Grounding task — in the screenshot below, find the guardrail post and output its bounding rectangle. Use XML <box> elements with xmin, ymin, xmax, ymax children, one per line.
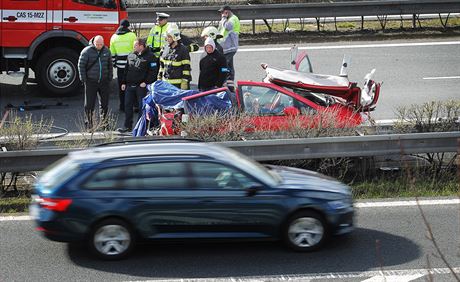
<box><xmin>457</xmin><ymin>138</ymin><xmax>460</xmax><ymax>190</ymax></box>
<box><xmin>252</xmin><ymin>19</ymin><xmax>256</xmax><ymax>34</ymax></box>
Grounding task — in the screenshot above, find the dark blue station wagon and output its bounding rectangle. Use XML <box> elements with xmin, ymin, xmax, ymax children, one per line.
<box><xmin>31</xmin><ymin>142</ymin><xmax>354</xmax><ymax>259</ymax></box>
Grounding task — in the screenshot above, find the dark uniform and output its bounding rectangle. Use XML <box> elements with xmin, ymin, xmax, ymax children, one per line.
<box><xmin>158</xmin><ymin>43</ymin><xmax>191</xmax><ymax>90</ymax></box>
<box><xmin>121</xmin><ymin>48</ymin><xmax>157</xmax><ymax>130</ymax></box>
<box><xmin>198</xmin><ymin>42</ymin><xmax>228</xmax><ymax>91</ymax></box>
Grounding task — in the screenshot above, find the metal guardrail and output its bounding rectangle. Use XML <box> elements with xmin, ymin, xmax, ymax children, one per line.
<box><xmin>0</xmin><ymin>131</ymin><xmax>459</xmax><ymax>173</ymax></box>
<box><xmin>127</xmin><ymin>0</ymin><xmax>460</xmax><ymax>23</ymax></box>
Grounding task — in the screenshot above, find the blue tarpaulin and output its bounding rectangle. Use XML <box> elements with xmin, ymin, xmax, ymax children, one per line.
<box><xmin>148</xmin><ymin>80</ymin><xmax>199</xmax><ymax>109</ymax></box>
<box><xmin>185</xmin><ymin>90</ymin><xmax>233</xmax><ymax>115</ymax></box>
<box><xmin>133</xmin><ymin>81</ymin><xmax>234</xmax><ymax>136</ymax></box>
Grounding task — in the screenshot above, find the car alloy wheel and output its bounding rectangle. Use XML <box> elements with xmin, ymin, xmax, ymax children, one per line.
<box><xmin>285</xmin><ymin>211</ymin><xmax>327</xmax><ymax>251</ymax></box>
<box><xmin>90</xmin><ymin>219</ymin><xmax>133</xmax><ymax>260</ymax></box>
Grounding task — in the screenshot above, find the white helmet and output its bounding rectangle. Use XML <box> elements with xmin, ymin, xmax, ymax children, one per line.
<box><xmin>201</xmin><ymin>26</ymin><xmax>219</xmax><ymax>40</ymax></box>
<box><xmin>166</xmin><ymin>25</ymin><xmax>181</xmax><ymax>41</ymax></box>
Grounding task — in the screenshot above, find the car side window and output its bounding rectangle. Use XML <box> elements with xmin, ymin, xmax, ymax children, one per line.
<box><xmin>241</xmin><ymin>86</ymin><xmax>294</xmax><ymax>115</ymax></box>
<box><xmin>72</xmin><ymin>0</ymin><xmax>117</xmax><ymax>9</ymax></box>
<box><xmin>82</xmin><ymin>162</ymin><xmax>188</xmax><ymax>190</ymax></box>
<box><xmin>82</xmin><ymin>166</ymin><xmax>125</xmax><ymax>189</ymax></box>
<box><xmin>191</xmin><ymin>162</ymin><xmax>260</xmax><ymax>190</ymax></box>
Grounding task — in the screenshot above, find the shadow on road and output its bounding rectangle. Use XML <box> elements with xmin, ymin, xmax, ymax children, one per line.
<box><xmin>67</xmin><ymin>228</ymin><xmax>421</xmax><ymax>279</ymax></box>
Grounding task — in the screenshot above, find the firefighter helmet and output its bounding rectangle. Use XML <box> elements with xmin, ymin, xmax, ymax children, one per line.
<box><xmin>201</xmin><ymin>26</ymin><xmax>220</xmax><ymax>40</ymax></box>
<box><xmin>166</xmin><ymin>25</ymin><xmax>181</xmax><ymax>41</ymax></box>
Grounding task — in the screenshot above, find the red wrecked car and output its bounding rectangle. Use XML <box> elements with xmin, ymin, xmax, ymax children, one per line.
<box><xmin>139</xmin><ymin>50</ymin><xmax>381</xmax><ymax>136</ymax></box>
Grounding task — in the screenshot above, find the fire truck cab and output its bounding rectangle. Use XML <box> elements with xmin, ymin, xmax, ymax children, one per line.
<box><xmin>0</xmin><ymin>0</ymin><xmax>127</xmax><ymax>96</ymax></box>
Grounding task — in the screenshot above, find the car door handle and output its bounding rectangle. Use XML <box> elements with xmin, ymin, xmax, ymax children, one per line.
<box><xmin>3</xmin><ymin>16</ymin><xmax>17</xmax><ymax>21</ymax></box>
<box><xmin>64</xmin><ymin>16</ymin><xmax>78</xmax><ymax>23</ymax></box>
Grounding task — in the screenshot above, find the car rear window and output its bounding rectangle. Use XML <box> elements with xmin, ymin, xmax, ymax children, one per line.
<box><xmin>38</xmin><ymin>157</ymin><xmax>80</xmax><ymax>192</ymax></box>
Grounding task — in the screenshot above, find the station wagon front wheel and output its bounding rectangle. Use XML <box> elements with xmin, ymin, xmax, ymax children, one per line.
<box><xmin>89</xmin><ymin>218</ymin><xmax>134</xmax><ymax>260</ymax></box>
<box><xmin>284</xmin><ymin>211</ymin><xmax>327</xmax><ymax>252</ymax></box>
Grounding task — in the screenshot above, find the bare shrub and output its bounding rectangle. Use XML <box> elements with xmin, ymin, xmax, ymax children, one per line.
<box><xmin>393</xmin><ymin>100</ymin><xmax>459</xmax><ymax>184</ymax></box>
<box><xmin>182</xmin><ymin>106</ymin><xmax>360</xmax><ymax>142</ymax></box>
<box><xmin>0</xmin><ymin>110</ymin><xmax>52</xmax><ymax>197</ymax></box>
<box><xmin>0</xmin><ymin>110</ymin><xmax>53</xmax><ymax>150</ymax></box>
<box><xmin>394</xmin><ymin>100</ymin><xmax>460</xmax><ymax>133</ymax></box>
<box><xmin>56</xmin><ymin>110</ymin><xmax>119</xmax><ymax>149</ymax></box>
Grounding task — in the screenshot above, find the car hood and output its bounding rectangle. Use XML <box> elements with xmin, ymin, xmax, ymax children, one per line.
<box><xmin>267</xmin><ymin>165</ymin><xmax>350</xmax><ymax>195</ymax></box>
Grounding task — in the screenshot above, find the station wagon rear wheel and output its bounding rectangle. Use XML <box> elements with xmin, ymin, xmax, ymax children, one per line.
<box><xmin>284</xmin><ymin>211</ymin><xmax>327</xmax><ymax>252</ymax></box>
<box><xmin>89</xmin><ymin>218</ymin><xmax>134</xmax><ymax>260</ymax></box>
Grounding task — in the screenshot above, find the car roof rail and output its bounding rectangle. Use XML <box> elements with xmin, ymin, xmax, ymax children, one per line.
<box><xmin>94</xmin><ymin>136</ymin><xmax>204</xmax><ymax>147</ymax></box>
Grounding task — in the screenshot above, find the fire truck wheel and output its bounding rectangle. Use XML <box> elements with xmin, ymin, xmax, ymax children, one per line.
<box><xmin>36</xmin><ymin>48</ymin><xmax>81</xmax><ymax>96</ymax></box>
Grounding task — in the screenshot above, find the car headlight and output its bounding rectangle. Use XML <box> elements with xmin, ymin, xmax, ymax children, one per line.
<box><xmin>327</xmin><ymin>199</ymin><xmax>351</xmax><ymax>210</ymax></box>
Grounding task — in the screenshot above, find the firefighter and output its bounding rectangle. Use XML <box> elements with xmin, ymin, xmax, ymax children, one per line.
<box><xmin>78</xmin><ymin>35</ymin><xmax>113</xmax><ymax>131</ymax></box>
<box><xmin>201</xmin><ymin>26</ymin><xmax>223</xmax><ymax>54</ymax></box>
<box><xmin>110</xmin><ymin>19</ymin><xmax>137</xmax><ymax>112</ymax></box>
<box><xmin>157</xmin><ymin>26</ymin><xmax>191</xmax><ymax>90</ymax></box>
<box><xmin>117</xmin><ymin>38</ymin><xmax>157</xmax><ymax>133</ymax></box>
<box><xmin>217</xmin><ymin>5</ymin><xmax>240</xmax><ymax>82</ymax></box>
<box><xmin>198</xmin><ymin>37</ymin><xmax>228</xmax><ymax>91</ymax></box>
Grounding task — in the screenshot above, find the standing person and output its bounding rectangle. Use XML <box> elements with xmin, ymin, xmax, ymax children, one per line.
<box><xmin>110</xmin><ymin>19</ymin><xmax>137</xmax><ymax>112</ymax></box>
<box><xmin>147</xmin><ymin>12</ymin><xmax>170</xmax><ymax>81</ymax></box>
<box><xmin>78</xmin><ymin>35</ymin><xmax>113</xmax><ymax>130</ymax></box>
<box><xmin>157</xmin><ymin>26</ymin><xmax>191</xmax><ymax>90</ymax></box>
<box><xmin>117</xmin><ymin>38</ymin><xmax>157</xmax><ymax>133</ymax></box>
<box><xmin>201</xmin><ymin>26</ymin><xmax>223</xmax><ymax>54</ymax></box>
<box><xmin>198</xmin><ymin>38</ymin><xmax>228</xmax><ymax>91</ymax></box>
<box><xmin>147</xmin><ymin>12</ymin><xmax>170</xmax><ymax>58</ymax></box>
<box><xmin>217</xmin><ymin>5</ymin><xmax>240</xmax><ymax>82</ymax></box>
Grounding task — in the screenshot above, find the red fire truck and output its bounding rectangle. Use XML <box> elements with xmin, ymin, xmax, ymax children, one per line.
<box><xmin>0</xmin><ymin>0</ymin><xmax>127</xmax><ymax>95</ymax></box>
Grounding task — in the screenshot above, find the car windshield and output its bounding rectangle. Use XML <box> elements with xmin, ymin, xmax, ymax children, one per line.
<box><xmin>38</xmin><ymin>157</ymin><xmax>80</xmax><ymax>192</ymax></box>
<box><xmin>219</xmin><ymin>146</ymin><xmax>282</xmax><ymax>186</ymax></box>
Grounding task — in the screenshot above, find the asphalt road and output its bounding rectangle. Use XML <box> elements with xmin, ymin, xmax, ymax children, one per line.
<box><xmin>0</xmin><ymin>37</ymin><xmax>459</xmax><ymax>132</ymax></box>
<box><xmin>0</xmin><ymin>199</ymin><xmax>459</xmax><ymax>281</ymax></box>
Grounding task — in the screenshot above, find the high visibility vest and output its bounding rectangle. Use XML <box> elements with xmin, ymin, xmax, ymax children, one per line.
<box><xmin>219</xmin><ymin>14</ymin><xmax>240</xmax><ymax>39</ymax></box>
<box><xmin>109</xmin><ymin>31</ymin><xmax>137</xmax><ymax>69</ymax></box>
<box><xmin>147</xmin><ymin>23</ymin><xmax>170</xmax><ymax>57</ymax></box>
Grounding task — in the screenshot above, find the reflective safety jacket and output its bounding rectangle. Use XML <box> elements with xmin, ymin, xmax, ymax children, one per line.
<box><xmin>218</xmin><ymin>14</ymin><xmax>240</xmax><ymax>54</ymax></box>
<box><xmin>158</xmin><ymin>43</ymin><xmax>191</xmax><ymax>90</ymax></box>
<box><xmin>147</xmin><ymin>23</ymin><xmax>170</xmax><ymax>57</ymax></box>
<box><xmin>110</xmin><ymin>27</ymin><xmax>137</xmax><ymax>69</ymax></box>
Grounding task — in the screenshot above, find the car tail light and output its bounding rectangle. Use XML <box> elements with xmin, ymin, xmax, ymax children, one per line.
<box><xmin>36</xmin><ymin>197</ymin><xmax>72</xmax><ymax>212</ymax></box>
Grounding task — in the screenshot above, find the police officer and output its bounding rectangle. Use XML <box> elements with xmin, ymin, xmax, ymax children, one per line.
<box><xmin>157</xmin><ymin>26</ymin><xmax>191</xmax><ymax>90</ymax></box>
<box><xmin>118</xmin><ymin>38</ymin><xmax>157</xmax><ymax>133</ymax></box>
<box><xmin>147</xmin><ymin>12</ymin><xmax>170</xmax><ymax>57</ymax></box>
<box><xmin>110</xmin><ymin>19</ymin><xmax>136</xmax><ymax>112</ymax></box>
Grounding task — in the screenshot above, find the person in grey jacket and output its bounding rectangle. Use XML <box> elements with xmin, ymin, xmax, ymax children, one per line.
<box><xmin>78</xmin><ymin>35</ymin><xmax>113</xmax><ymax>130</ymax></box>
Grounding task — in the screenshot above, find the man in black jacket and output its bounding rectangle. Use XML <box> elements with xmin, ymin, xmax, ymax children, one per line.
<box><xmin>78</xmin><ymin>35</ymin><xmax>113</xmax><ymax>131</ymax></box>
<box><xmin>118</xmin><ymin>38</ymin><xmax>157</xmax><ymax>133</ymax></box>
<box><xmin>198</xmin><ymin>37</ymin><xmax>228</xmax><ymax>91</ymax></box>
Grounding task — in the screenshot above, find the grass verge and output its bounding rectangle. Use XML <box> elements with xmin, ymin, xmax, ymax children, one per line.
<box><xmin>0</xmin><ymin>197</ymin><xmax>30</xmax><ymax>214</ymax></box>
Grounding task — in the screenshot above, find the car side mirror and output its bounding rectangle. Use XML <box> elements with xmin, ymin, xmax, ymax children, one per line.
<box><xmin>246</xmin><ymin>184</ymin><xmax>263</xmax><ymax>197</ymax></box>
<box><xmin>283</xmin><ymin>106</ymin><xmax>300</xmax><ymax>116</ymax></box>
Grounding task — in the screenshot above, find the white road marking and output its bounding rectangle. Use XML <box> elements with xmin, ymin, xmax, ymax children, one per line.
<box><xmin>423</xmin><ymin>76</ymin><xmax>460</xmax><ymax>80</ymax></box>
<box><xmin>0</xmin><ymin>215</ymin><xmax>30</xmax><ymax>221</ymax></box>
<box><xmin>125</xmin><ymin>267</ymin><xmax>460</xmax><ymax>281</ymax></box>
<box><xmin>189</xmin><ymin>41</ymin><xmax>460</xmax><ymax>54</ymax></box>
<box><xmin>236</xmin><ymin>41</ymin><xmax>460</xmax><ymax>52</ymax></box>
<box><xmin>1</xmin><ymin>199</ymin><xmax>458</xmax><ymax>221</ymax></box>
<box><xmin>361</xmin><ymin>274</ymin><xmax>425</xmax><ymax>282</ymax></box>
<box><xmin>354</xmin><ymin>198</ymin><xmax>460</xmax><ymax>208</ymax></box>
